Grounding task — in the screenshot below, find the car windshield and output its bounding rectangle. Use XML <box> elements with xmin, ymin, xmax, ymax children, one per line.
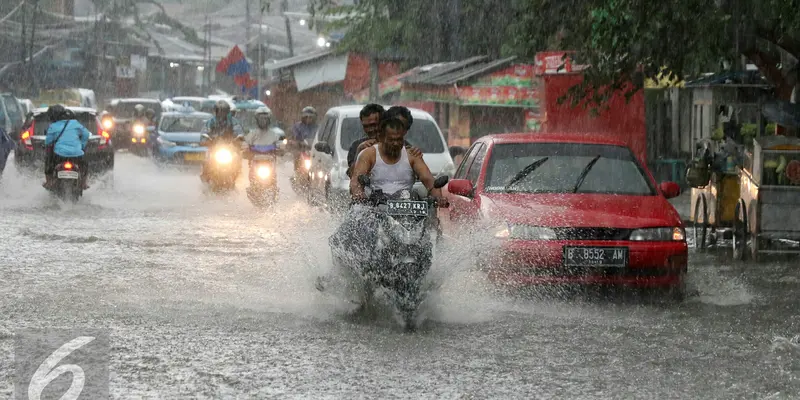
<box><xmin>112</xmin><ymin>101</ymin><xmax>162</xmax><ymax>119</ymax></box>
<box><xmin>340</xmin><ymin>118</ymin><xmax>445</xmax><ymax>153</ymax></box>
<box><xmin>159</xmin><ymin>116</ymin><xmax>208</xmax><ymax>133</ymax></box>
<box><xmin>172</xmin><ymin>99</ymin><xmax>204</xmax><ymax>110</ymax></box>
<box><xmin>34</xmin><ymin>113</ymin><xmax>98</xmax><ymax>136</ymax></box>
<box><xmin>484</xmin><ymin>142</ymin><xmax>655</xmax><ymax>195</ymax></box>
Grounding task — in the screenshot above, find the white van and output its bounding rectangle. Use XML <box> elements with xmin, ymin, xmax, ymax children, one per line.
<box><xmin>308</xmin><ymin>105</ymin><xmax>456</xmax><ymax>209</ymax></box>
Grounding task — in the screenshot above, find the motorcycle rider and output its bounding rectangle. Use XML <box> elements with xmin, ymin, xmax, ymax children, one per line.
<box><xmin>350</xmin><ymin>115</ymin><xmax>444</xmax><ymax>202</ymax></box>
<box><xmin>292</xmin><ymin>106</ymin><xmax>318</xmax><ymax>146</ymax></box>
<box><xmin>42</xmin><ymin>105</ymin><xmax>92</xmax><ymax>190</ymax></box>
<box><xmin>244</xmin><ymin>107</ymin><xmax>284</xmax><ymax>154</ymax></box>
<box><xmin>200</xmin><ymin>100</ymin><xmax>244</xmax><ymax>182</ymax></box>
<box><xmin>145</xmin><ymin>108</ymin><xmax>157</xmax><ymax>125</ymax></box>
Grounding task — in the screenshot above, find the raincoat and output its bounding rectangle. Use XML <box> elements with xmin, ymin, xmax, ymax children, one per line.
<box><xmin>292</xmin><ymin>122</ymin><xmax>317</xmax><ymax>142</ymax></box>
<box><xmin>45</xmin><ymin>120</ymin><xmax>91</xmax><ymax>157</ymax></box>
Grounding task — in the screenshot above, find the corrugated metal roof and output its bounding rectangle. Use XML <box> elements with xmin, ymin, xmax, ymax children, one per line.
<box><xmin>423</xmin><ymin>56</ymin><xmax>517</xmax><ymax>85</ymax></box>
<box><xmin>264</xmin><ymin>50</ymin><xmax>335</xmax><ymax>71</ymax></box>
<box><xmin>401</xmin><ymin>56</ymin><xmax>488</xmax><ymax>84</ymax></box>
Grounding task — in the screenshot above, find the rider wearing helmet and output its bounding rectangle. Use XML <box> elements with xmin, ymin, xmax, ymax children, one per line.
<box><xmin>145</xmin><ymin>108</ymin><xmax>156</xmax><ymax>125</ymax></box>
<box><xmin>43</xmin><ymin>105</ymin><xmax>92</xmax><ymax>190</ymax></box>
<box><xmin>200</xmin><ymin>100</ymin><xmax>244</xmax><ymax>182</ymax></box>
<box><xmin>133</xmin><ymin>104</ymin><xmax>146</xmax><ymax>118</ymax></box>
<box><xmin>202</xmin><ymin>100</ymin><xmax>244</xmax><ymax>139</ymax></box>
<box><xmin>292</xmin><ymin>106</ymin><xmax>317</xmax><ymax>146</ymax></box>
<box><xmin>245</xmin><ymin>106</ymin><xmax>283</xmax><ymax>148</ymax></box>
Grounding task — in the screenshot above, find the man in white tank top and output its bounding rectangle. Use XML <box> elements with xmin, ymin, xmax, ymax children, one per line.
<box><xmin>349</xmin><ymin>117</ymin><xmax>444</xmax><ymax>202</ymax></box>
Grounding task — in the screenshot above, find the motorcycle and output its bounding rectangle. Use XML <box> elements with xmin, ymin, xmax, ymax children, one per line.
<box><xmin>200</xmin><ymin>133</ymin><xmax>245</xmax><ymax>192</ymax></box>
<box><xmin>129</xmin><ymin>120</ymin><xmax>153</xmax><ymax>157</ymax></box>
<box><xmin>289</xmin><ymin>139</ymin><xmax>312</xmax><ymax>197</ymax></box>
<box><xmin>331</xmin><ymin>174</ymin><xmax>449</xmax><ymax>331</ymax></box>
<box><xmin>245</xmin><ymin>135</ymin><xmax>285</xmax><ymax>208</ymax></box>
<box><xmin>46</xmin><ymin>160</ymin><xmax>83</xmax><ymax>202</ymax></box>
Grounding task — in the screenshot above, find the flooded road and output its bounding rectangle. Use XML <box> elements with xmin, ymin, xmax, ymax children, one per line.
<box><xmin>1</xmin><ymin>153</ymin><xmax>799</xmax><ymax>398</ymax></box>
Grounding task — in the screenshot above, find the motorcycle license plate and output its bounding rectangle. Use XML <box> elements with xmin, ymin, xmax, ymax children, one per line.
<box><xmin>253</xmin><ymin>154</ymin><xmax>273</xmax><ymax>160</ymax></box>
<box><xmin>386</xmin><ymin>200</ymin><xmax>428</xmax><ymax>216</ymax></box>
<box><xmin>57</xmin><ymin>171</ymin><xmax>80</xmax><ymax>179</ymax></box>
<box><xmin>184</xmin><ymin>153</ymin><xmax>205</xmax><ymax>161</ymax></box>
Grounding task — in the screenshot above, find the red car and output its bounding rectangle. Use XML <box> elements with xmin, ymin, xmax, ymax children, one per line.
<box><xmin>440</xmin><ymin>133</ymin><xmax>687</xmax><ymax>294</ymax></box>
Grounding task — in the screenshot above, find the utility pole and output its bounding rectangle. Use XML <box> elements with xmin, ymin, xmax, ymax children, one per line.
<box><xmin>257</xmin><ymin>0</ymin><xmax>264</xmax><ymax>100</ymax></box>
<box><xmin>245</xmin><ymin>0</ymin><xmax>251</xmax><ymax>60</ymax></box>
<box><xmin>281</xmin><ymin>0</ymin><xmax>294</xmax><ymax>57</ymax></box>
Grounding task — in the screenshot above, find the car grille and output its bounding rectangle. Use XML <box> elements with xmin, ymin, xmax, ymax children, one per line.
<box><xmin>552</xmin><ymin>227</ymin><xmax>632</xmax><ymax>241</ymax></box>
<box><xmin>175</xmin><ymin>142</ymin><xmax>200</xmax><ymax>147</ymax></box>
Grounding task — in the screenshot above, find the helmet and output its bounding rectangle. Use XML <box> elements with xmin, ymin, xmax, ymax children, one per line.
<box><xmin>301</xmin><ymin>106</ymin><xmax>316</xmax><ymax>117</ymax></box>
<box><xmin>134</xmin><ymin>104</ymin><xmax>145</xmax><ymax>113</ymax></box>
<box><xmin>214</xmin><ymin>100</ymin><xmax>231</xmax><ymax>115</ymax></box>
<box><xmin>145</xmin><ymin>108</ymin><xmax>155</xmax><ymax>118</ymax></box>
<box><xmin>46</xmin><ymin>104</ymin><xmax>67</xmax><ymax>122</ymax></box>
<box><xmin>255</xmin><ymin>106</ymin><xmax>272</xmax><ymax>117</ymax></box>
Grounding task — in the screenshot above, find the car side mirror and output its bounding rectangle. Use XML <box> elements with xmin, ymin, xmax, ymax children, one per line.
<box><xmin>659</xmin><ymin>181</ymin><xmax>681</xmax><ymax>199</ymax></box>
<box><xmin>433</xmin><ymin>175</ymin><xmax>449</xmax><ymax>189</ymax></box>
<box><xmin>314</xmin><ymin>142</ymin><xmax>332</xmax><ymax>154</ymax></box>
<box><xmin>447</xmin><ymin>179</ymin><xmax>473</xmax><ymax>198</ymax></box>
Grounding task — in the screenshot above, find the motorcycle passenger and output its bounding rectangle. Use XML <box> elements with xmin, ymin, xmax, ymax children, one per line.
<box><xmin>145</xmin><ymin>108</ymin><xmax>157</xmax><ymax>125</ymax></box>
<box><xmin>350</xmin><ymin>115</ymin><xmax>444</xmax><ymax>202</ymax></box>
<box><xmin>43</xmin><ymin>105</ymin><xmax>91</xmax><ymax>190</ymax></box>
<box><xmin>200</xmin><ymin>100</ymin><xmax>244</xmax><ymax>182</ymax></box>
<box><xmin>346</xmin><ymin>105</ymin><xmax>422</xmax><ymax>177</ymax></box>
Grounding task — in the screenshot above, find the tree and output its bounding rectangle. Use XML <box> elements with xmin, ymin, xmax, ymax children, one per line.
<box><xmin>505</xmin><ymin>0</ymin><xmax>800</xmax><ymax>103</ymax></box>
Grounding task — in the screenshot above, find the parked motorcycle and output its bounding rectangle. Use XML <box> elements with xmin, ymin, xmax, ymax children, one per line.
<box><xmin>200</xmin><ymin>133</ymin><xmax>245</xmax><ymax>192</ymax></box>
<box><xmin>331</xmin><ymin>174</ymin><xmax>449</xmax><ymax>331</ymax></box>
<box><xmin>46</xmin><ymin>160</ymin><xmax>84</xmax><ymax>202</ymax></box>
<box><xmin>246</xmin><ymin>136</ymin><xmax>285</xmax><ymax>208</ymax></box>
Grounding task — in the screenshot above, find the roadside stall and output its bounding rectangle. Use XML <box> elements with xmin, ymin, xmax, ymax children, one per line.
<box><xmin>685</xmin><ymin>79</ymin><xmax>771</xmax><ymax>250</ymax></box>
<box><xmin>733</xmin><ymin>135</ymin><xmax>800</xmax><ymax>260</ymax></box>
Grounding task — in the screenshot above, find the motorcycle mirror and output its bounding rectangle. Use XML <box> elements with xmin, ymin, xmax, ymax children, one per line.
<box><xmin>236</xmin><ymin>135</ymin><xmax>245</xmax><ymax>141</ymax></box>
<box><xmin>201</xmin><ymin>133</ymin><xmax>211</xmax><ymax>140</ymax></box>
<box><xmin>358</xmin><ymin>174</ymin><xmax>370</xmax><ymax>187</ymax></box>
<box><xmin>433</xmin><ymin>175</ymin><xmax>449</xmax><ymax>189</ymax></box>
<box><xmin>278</xmin><ymin>134</ymin><xmax>286</xmax><ymax>141</ymax></box>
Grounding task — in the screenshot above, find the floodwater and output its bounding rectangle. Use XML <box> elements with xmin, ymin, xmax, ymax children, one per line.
<box><xmin>1</xmin><ymin>153</ymin><xmax>799</xmax><ymax>399</ymax></box>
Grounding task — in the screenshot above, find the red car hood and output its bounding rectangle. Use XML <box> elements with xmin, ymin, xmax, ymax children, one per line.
<box><xmin>481</xmin><ymin>192</ymin><xmax>681</xmax><ymax>228</ymax></box>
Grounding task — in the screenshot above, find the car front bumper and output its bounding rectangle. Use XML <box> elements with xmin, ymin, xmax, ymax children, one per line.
<box><xmin>483</xmin><ymin>239</ymin><xmax>688</xmax><ymax>288</ymax></box>
<box><xmin>157</xmin><ymin>146</ymin><xmax>207</xmax><ymax>163</ymax></box>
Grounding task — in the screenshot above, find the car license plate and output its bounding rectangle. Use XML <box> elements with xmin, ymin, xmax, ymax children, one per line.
<box><xmin>57</xmin><ymin>171</ymin><xmax>80</xmax><ymax>179</ymax></box>
<box><xmin>253</xmin><ymin>154</ymin><xmax>273</xmax><ymax>160</ymax></box>
<box><xmin>386</xmin><ymin>200</ymin><xmax>428</xmax><ymax>216</ymax></box>
<box><xmin>563</xmin><ymin>246</ymin><xmax>628</xmax><ymax>267</ymax></box>
<box><xmin>184</xmin><ymin>153</ymin><xmax>205</xmax><ymax>161</ymax></box>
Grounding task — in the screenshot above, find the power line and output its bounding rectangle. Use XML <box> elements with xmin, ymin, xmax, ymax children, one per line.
<box><xmin>0</xmin><ymin>0</ymin><xmax>26</xmax><ymax>25</ymax></box>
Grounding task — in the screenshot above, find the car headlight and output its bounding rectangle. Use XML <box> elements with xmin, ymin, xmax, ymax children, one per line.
<box><xmin>494</xmin><ymin>224</ymin><xmax>557</xmax><ymax>240</ymax></box>
<box><xmin>214</xmin><ymin>148</ymin><xmax>233</xmax><ymax>164</ymax></box>
<box><xmin>133</xmin><ymin>124</ymin><xmax>145</xmax><ymax>136</ymax></box>
<box><xmin>157</xmin><ymin>136</ymin><xmax>176</xmax><ymax>147</ymax></box>
<box><xmin>102</xmin><ymin>118</ymin><xmax>114</xmax><ymax>130</ymax></box>
<box><xmin>256</xmin><ymin>165</ymin><xmax>271</xmax><ymax>179</ymax></box>
<box><xmin>629</xmin><ymin>227</ymin><xmax>685</xmax><ymax>241</ymax></box>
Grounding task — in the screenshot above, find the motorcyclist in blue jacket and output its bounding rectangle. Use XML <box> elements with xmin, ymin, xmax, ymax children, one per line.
<box><xmin>43</xmin><ymin>105</ymin><xmax>91</xmax><ymax>190</ymax></box>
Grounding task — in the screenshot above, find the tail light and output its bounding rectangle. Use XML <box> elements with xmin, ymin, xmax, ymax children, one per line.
<box><xmin>64</xmin><ymin>162</ymin><xmax>73</xmax><ymax>170</ymax></box>
<box><xmin>97</xmin><ymin>120</ymin><xmax>111</xmax><ymax>149</ymax></box>
<box><xmin>21</xmin><ymin>124</ymin><xmax>33</xmax><ymax>150</ymax></box>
